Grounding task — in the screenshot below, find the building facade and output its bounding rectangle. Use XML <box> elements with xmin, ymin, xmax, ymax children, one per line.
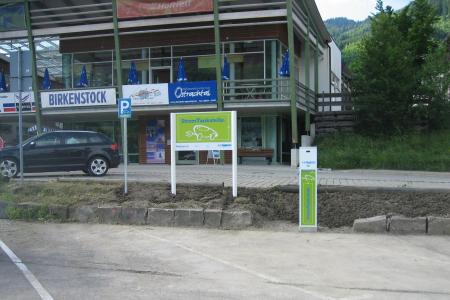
<box><xmin>0</xmin><ymin>0</ymin><xmax>339</xmax><ymax>165</ymax></box>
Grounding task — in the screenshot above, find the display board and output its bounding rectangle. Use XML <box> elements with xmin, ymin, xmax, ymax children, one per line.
<box><xmin>171</xmin><ymin>111</ymin><xmax>237</xmax><ymax>196</ymax></box>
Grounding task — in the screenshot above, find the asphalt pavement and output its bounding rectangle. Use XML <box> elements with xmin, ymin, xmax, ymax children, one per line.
<box><xmin>1</xmin><ymin>220</ymin><xmax>450</xmax><ymax>300</ymax></box>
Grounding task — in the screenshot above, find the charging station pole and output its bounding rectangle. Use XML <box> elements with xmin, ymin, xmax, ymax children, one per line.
<box><xmin>299</xmin><ymin>147</ymin><xmax>318</xmax><ymax>232</ymax></box>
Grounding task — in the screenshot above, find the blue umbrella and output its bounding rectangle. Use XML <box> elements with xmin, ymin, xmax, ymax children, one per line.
<box><xmin>176</xmin><ymin>57</ymin><xmax>187</xmax><ymax>82</ymax></box>
<box><xmin>222</xmin><ymin>56</ymin><xmax>230</xmax><ymax>80</ymax></box>
<box><xmin>279</xmin><ymin>50</ymin><xmax>290</xmax><ymax>77</ymax></box>
<box><xmin>0</xmin><ymin>72</ymin><xmax>7</xmax><ymax>92</ymax></box>
<box><xmin>127</xmin><ymin>61</ymin><xmax>139</xmax><ymax>85</ymax></box>
<box><xmin>41</xmin><ymin>68</ymin><xmax>51</xmax><ymax>90</ymax></box>
<box><xmin>77</xmin><ymin>65</ymin><xmax>89</xmax><ymax>87</ymax></box>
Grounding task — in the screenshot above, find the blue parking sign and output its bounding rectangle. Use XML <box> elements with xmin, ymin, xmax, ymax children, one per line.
<box><xmin>118</xmin><ymin>98</ymin><xmax>132</xmax><ymax>118</ymax></box>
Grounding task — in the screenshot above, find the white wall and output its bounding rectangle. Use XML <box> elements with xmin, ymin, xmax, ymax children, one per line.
<box><xmin>329</xmin><ymin>40</ymin><xmax>342</xmax><ymax>93</ymax></box>
<box><xmin>318</xmin><ymin>44</ymin><xmax>330</xmax><ymax>94</ymax></box>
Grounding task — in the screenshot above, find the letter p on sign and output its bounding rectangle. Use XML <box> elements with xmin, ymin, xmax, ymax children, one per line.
<box><xmin>118</xmin><ymin>98</ymin><xmax>132</xmax><ymax>118</ymax></box>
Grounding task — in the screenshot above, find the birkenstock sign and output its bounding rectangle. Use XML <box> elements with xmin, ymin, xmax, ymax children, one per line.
<box><xmin>41</xmin><ymin>88</ymin><xmax>116</xmax><ymax>109</ymax></box>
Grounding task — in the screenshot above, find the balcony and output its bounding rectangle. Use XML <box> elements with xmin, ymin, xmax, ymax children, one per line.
<box><xmin>222</xmin><ymin>78</ymin><xmax>316</xmax><ymax>113</ymax></box>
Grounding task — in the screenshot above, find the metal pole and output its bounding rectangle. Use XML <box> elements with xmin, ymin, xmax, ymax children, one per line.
<box><xmin>24</xmin><ymin>0</ymin><xmax>42</xmax><ymax>134</ymax></box>
<box><xmin>305</xmin><ymin>15</ymin><xmax>311</xmax><ymax>133</ymax></box>
<box><xmin>112</xmin><ymin>0</ymin><xmax>127</xmax><ymax>194</ymax></box>
<box><xmin>123</xmin><ymin>118</ymin><xmax>128</xmax><ymax>194</ymax></box>
<box><xmin>18</xmin><ymin>48</ymin><xmax>24</xmax><ymax>185</ymax></box>
<box><xmin>287</xmin><ymin>0</ymin><xmax>298</xmax><ymax>147</ymax></box>
<box><xmin>214</xmin><ymin>0</ymin><xmax>223</xmax><ymax>111</ymax></box>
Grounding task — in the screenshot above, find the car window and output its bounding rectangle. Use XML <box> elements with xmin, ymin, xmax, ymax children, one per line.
<box><xmin>88</xmin><ymin>134</ymin><xmax>104</xmax><ymax>144</ymax></box>
<box><xmin>35</xmin><ymin>133</ymin><xmax>62</xmax><ymax>147</ymax></box>
<box><xmin>64</xmin><ymin>133</ymin><xmax>89</xmax><ymax>145</ymax></box>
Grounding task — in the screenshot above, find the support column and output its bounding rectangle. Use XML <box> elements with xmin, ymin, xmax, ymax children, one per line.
<box><xmin>112</xmin><ymin>0</ymin><xmax>123</xmax><ymax>98</ymax></box>
<box><xmin>214</xmin><ymin>0</ymin><xmax>223</xmax><ymax>111</ymax></box>
<box><xmin>287</xmin><ymin>0</ymin><xmax>298</xmax><ymax>148</ymax></box>
<box><xmin>24</xmin><ymin>0</ymin><xmax>42</xmax><ymax>134</ymax></box>
<box><xmin>304</xmin><ymin>17</ymin><xmax>311</xmax><ymax>134</ymax></box>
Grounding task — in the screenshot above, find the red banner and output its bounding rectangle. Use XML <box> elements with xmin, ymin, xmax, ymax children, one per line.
<box><xmin>117</xmin><ymin>0</ymin><xmax>213</xmax><ymax>19</ymax></box>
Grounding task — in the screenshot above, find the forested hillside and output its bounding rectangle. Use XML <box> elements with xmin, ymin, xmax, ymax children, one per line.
<box><xmin>325</xmin><ymin>0</ymin><xmax>449</xmax><ymax>65</ymax></box>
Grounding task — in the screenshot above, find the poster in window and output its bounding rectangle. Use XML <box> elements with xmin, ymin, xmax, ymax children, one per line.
<box><xmin>146</xmin><ymin>120</ymin><xmax>165</xmax><ymax>164</ymax></box>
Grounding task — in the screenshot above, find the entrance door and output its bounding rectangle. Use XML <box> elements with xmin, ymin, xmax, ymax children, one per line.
<box><xmin>151</xmin><ymin>68</ymin><xmax>171</xmax><ymax>83</ymax></box>
<box><xmin>176</xmin><ymin>151</ymin><xmax>199</xmax><ymax>165</ymax></box>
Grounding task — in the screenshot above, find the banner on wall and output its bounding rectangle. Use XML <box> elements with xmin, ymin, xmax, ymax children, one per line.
<box><xmin>122</xmin><ymin>84</ymin><xmax>169</xmax><ymax>106</ymax></box>
<box><xmin>41</xmin><ymin>88</ymin><xmax>116</xmax><ymax>109</ymax></box>
<box><xmin>122</xmin><ymin>81</ymin><xmax>217</xmax><ymax>106</ymax></box>
<box><xmin>117</xmin><ymin>0</ymin><xmax>213</xmax><ymax>19</ymax></box>
<box><xmin>0</xmin><ymin>92</ymin><xmax>35</xmax><ymax>114</ymax></box>
<box><xmin>146</xmin><ymin>120</ymin><xmax>166</xmax><ymax>164</ymax></box>
<box><xmin>169</xmin><ymin>81</ymin><xmax>217</xmax><ymax>105</ymax></box>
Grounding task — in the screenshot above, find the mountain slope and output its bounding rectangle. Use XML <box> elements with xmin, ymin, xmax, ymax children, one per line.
<box><xmin>325</xmin><ymin>0</ymin><xmax>450</xmax><ymax>65</ymax></box>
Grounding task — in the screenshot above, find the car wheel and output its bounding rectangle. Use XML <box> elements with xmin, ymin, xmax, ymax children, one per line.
<box><xmin>0</xmin><ymin>158</ymin><xmax>19</xmax><ymax>178</ymax></box>
<box><xmin>87</xmin><ymin>156</ymin><xmax>109</xmax><ymax>177</ymax></box>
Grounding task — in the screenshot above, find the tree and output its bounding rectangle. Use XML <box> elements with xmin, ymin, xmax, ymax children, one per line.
<box><xmin>419</xmin><ymin>44</ymin><xmax>450</xmax><ymax>129</ymax></box>
<box><xmin>352</xmin><ymin>0</ymin><xmax>449</xmax><ymax>135</ymax></box>
<box><xmin>353</xmin><ymin>3</ymin><xmax>416</xmax><ymax>134</ymax></box>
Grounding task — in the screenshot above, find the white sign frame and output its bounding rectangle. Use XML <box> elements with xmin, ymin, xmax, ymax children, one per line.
<box><xmin>170</xmin><ymin>111</ymin><xmax>238</xmax><ymax>197</ymax></box>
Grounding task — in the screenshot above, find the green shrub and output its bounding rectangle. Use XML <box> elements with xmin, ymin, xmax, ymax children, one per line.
<box><xmin>316</xmin><ymin>130</ymin><xmax>450</xmax><ymax>171</ymax></box>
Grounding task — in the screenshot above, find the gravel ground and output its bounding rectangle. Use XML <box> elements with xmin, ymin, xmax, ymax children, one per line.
<box><xmin>2</xmin><ymin>181</ymin><xmax>449</xmax><ymax>228</ymax></box>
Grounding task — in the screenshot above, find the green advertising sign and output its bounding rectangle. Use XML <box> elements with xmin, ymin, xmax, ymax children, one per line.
<box><xmin>175</xmin><ymin>112</ymin><xmax>232</xmax><ymax>144</ymax></box>
<box><xmin>300</xmin><ymin>170</ymin><xmax>317</xmax><ymax>226</ymax></box>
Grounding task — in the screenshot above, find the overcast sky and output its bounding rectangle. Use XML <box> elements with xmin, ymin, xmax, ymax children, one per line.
<box><xmin>315</xmin><ymin>0</ymin><xmax>413</xmax><ymax>21</ymax></box>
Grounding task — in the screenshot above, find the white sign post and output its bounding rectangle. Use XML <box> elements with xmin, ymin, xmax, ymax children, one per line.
<box><xmin>170</xmin><ymin>111</ymin><xmax>238</xmax><ymax>197</ymax></box>
<box><xmin>118</xmin><ymin>98</ymin><xmax>132</xmax><ymax>195</ymax></box>
<box><xmin>299</xmin><ymin>147</ymin><xmax>318</xmax><ymax>232</ymax></box>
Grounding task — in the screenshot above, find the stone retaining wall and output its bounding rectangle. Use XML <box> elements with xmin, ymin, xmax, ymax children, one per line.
<box><xmin>353</xmin><ymin>215</ymin><xmax>450</xmax><ymax>235</ymax></box>
<box><xmin>0</xmin><ymin>201</ymin><xmax>252</xmax><ymax>230</ymax></box>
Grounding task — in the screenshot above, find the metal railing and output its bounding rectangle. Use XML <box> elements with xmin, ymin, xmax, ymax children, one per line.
<box><xmin>223</xmin><ymin>78</ymin><xmax>290</xmax><ymax>102</ymax></box>
<box><xmin>223</xmin><ymin>78</ymin><xmax>317</xmax><ymax>112</ymax></box>
<box><xmin>317</xmin><ymin>93</ymin><xmax>353</xmax><ymax>112</ymax></box>
<box><xmin>296</xmin><ymin>82</ymin><xmax>316</xmax><ymax>112</ymax></box>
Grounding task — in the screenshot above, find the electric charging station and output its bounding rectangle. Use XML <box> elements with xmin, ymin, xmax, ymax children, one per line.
<box><xmin>299</xmin><ymin>147</ymin><xmax>318</xmax><ymax>232</ymax></box>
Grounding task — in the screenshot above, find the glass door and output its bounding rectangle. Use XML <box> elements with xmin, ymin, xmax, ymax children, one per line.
<box><xmin>151</xmin><ymin>67</ymin><xmax>171</xmax><ymax>83</ymax></box>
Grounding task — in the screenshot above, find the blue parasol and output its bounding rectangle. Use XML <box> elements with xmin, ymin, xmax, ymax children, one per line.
<box><xmin>0</xmin><ymin>72</ymin><xmax>7</xmax><ymax>92</ymax></box>
<box><xmin>127</xmin><ymin>61</ymin><xmax>139</xmax><ymax>85</ymax></box>
<box><xmin>41</xmin><ymin>68</ymin><xmax>51</xmax><ymax>90</ymax></box>
<box><xmin>279</xmin><ymin>50</ymin><xmax>290</xmax><ymax>77</ymax></box>
<box><xmin>77</xmin><ymin>65</ymin><xmax>89</xmax><ymax>87</ymax></box>
<box><xmin>176</xmin><ymin>57</ymin><xmax>187</xmax><ymax>82</ymax></box>
<box><xmin>222</xmin><ymin>56</ymin><xmax>230</xmax><ymax>80</ymax></box>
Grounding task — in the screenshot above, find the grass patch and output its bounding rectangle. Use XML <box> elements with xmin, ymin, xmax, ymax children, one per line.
<box><xmin>5</xmin><ymin>205</ymin><xmax>55</xmax><ymax>221</ymax></box>
<box><xmin>0</xmin><ymin>181</ymin><xmax>121</xmax><ymax>206</ymax></box>
<box><xmin>316</xmin><ymin>130</ymin><xmax>450</xmax><ymax>171</ymax></box>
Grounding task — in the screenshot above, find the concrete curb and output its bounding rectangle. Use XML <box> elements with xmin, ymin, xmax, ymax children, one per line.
<box><xmin>353</xmin><ymin>215</ymin><xmax>450</xmax><ymax>235</ymax></box>
<box><xmin>0</xmin><ymin>201</ymin><xmax>253</xmax><ymax>230</ymax></box>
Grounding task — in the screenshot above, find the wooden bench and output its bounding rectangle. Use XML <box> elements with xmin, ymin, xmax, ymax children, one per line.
<box><xmin>238</xmin><ymin>148</ymin><xmax>274</xmax><ymax>165</ymax></box>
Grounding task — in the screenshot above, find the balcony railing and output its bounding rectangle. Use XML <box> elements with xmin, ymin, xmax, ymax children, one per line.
<box><xmin>223</xmin><ymin>78</ymin><xmax>316</xmax><ymax>112</ymax></box>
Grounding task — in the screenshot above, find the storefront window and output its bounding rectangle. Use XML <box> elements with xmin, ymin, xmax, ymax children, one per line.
<box><xmin>234</xmin><ymin>53</ymin><xmax>264</xmax><ymax>79</ymax></box>
<box><xmin>173</xmin><ymin>56</ymin><xmax>215</xmax><ymax>82</ymax></box>
<box><xmin>172</xmin><ymin>43</ymin><xmax>215</xmax><ymax>57</ymax></box>
<box><xmin>117</xmin><ymin>59</ymin><xmax>149</xmax><ymax>85</ymax></box>
<box><xmin>240</xmin><ymin>117</ymin><xmax>262</xmax><ymax>148</ymax></box>
<box><xmin>74</xmin><ymin>63</ymin><xmax>113</xmax><ymax>87</ymax></box>
<box><xmin>150</xmin><ymin>46</ymin><xmax>171</xmax><ymax>59</ymax></box>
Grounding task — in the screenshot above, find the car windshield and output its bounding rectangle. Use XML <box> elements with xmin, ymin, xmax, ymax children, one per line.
<box><xmin>21</xmin><ymin>135</ymin><xmax>40</xmax><ymax>146</ymax></box>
